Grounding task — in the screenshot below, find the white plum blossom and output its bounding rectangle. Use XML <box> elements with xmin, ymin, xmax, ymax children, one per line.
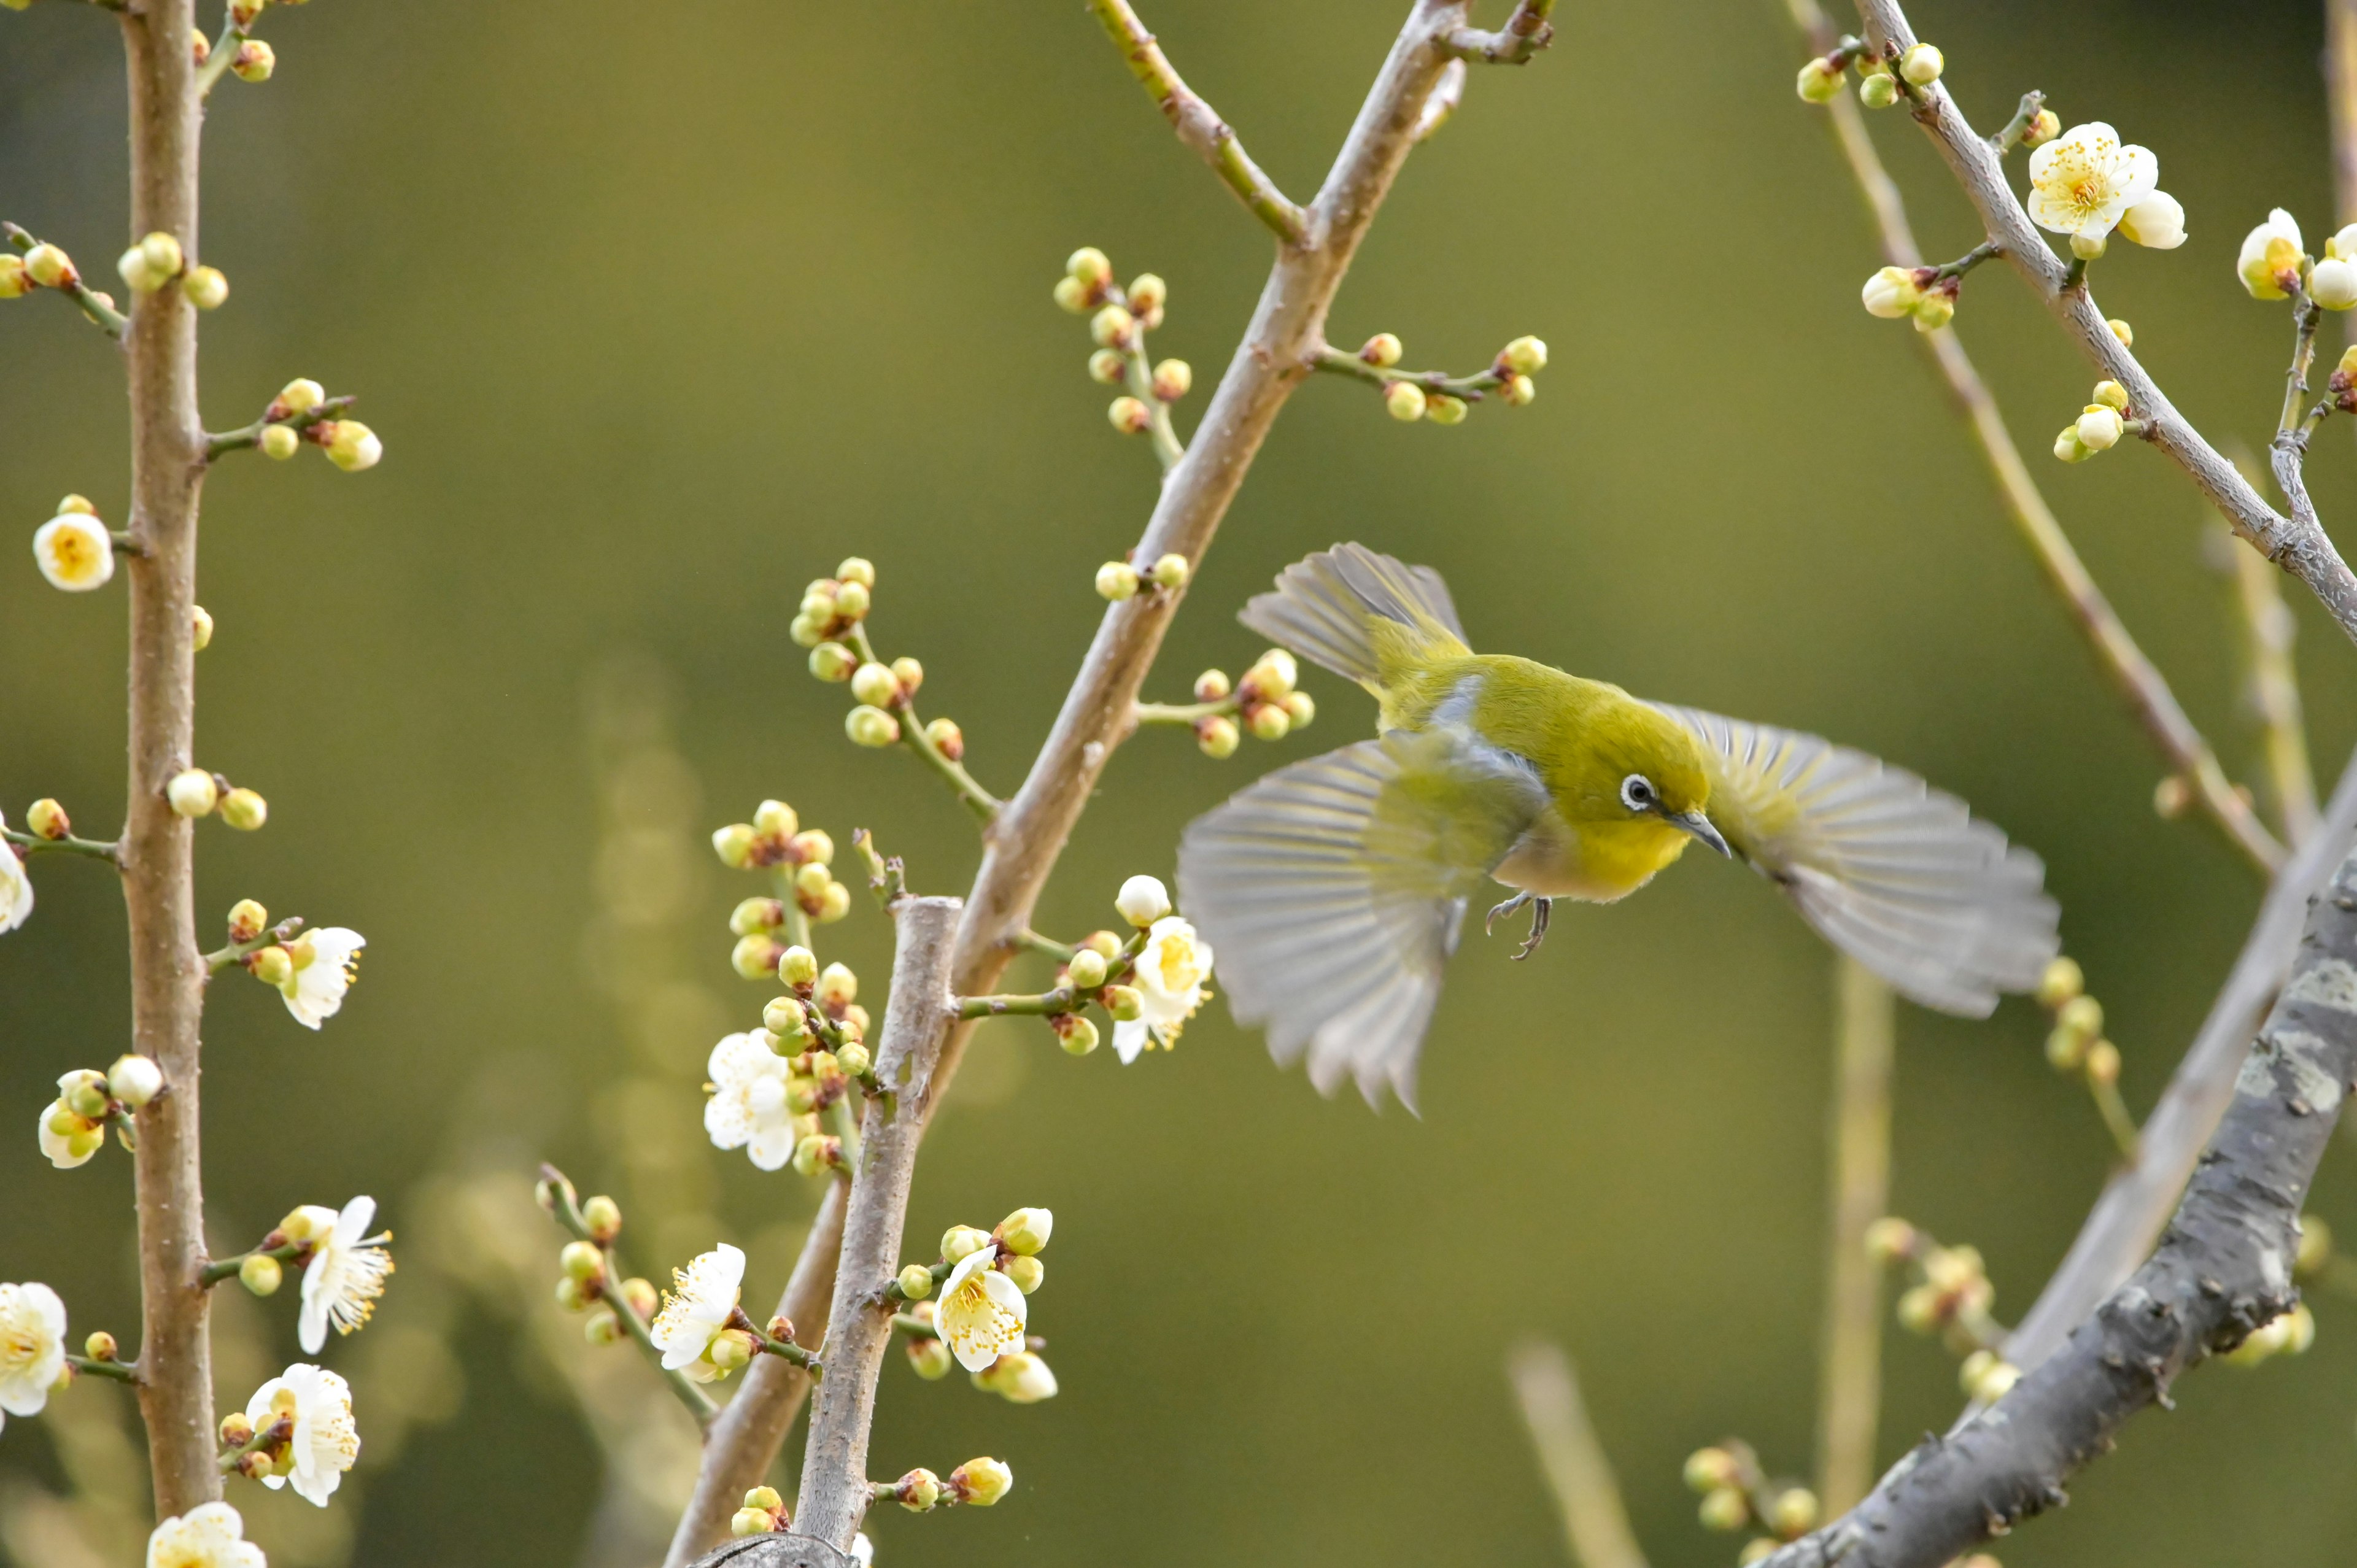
<box><xmin>145</xmin><ymin>1502</ymin><xmax>266</xmax><ymax>1568</ymax></box>
<box><xmin>850</xmin><ymin>1534</ymin><xmax>873</xmax><ymax>1568</ymax></box>
<box><xmin>2240</xmin><ymin>209</ymin><xmax>2307</xmax><ymax>300</ymax></box>
<box><xmin>0</xmin><ymin>830</ymin><xmax>31</xmax><ymax>936</ymax></box>
<box><xmin>0</xmin><ymin>1281</ymin><xmax>67</xmax><ymax>1431</ymax></box>
<box><xmin>277</xmin><ymin>927</ymin><xmax>364</xmax><ymax>1029</ymax></box>
<box><xmin>704</xmin><ymin>1032</ymin><xmax>798</xmax><ymax>1171</ymax></box>
<box><xmin>651</xmin><ymin>1243</ymin><xmax>745</xmax><ymax>1383</ymax></box>
<box><xmin>935</xmin><ymin>1243</ymin><xmax>1026</xmax><ymax>1373</ymax></box>
<box><xmin>2026</xmin><ymin>123</ymin><xmax>2159</xmax><ymax>247</ymax></box>
<box><xmin>1112</xmin><ymin>916</ymin><xmax>1214</xmax><ymax>1064</ymax></box>
<box><xmin>298</xmin><ymin>1195</ymin><xmax>394</xmax><ymax>1354</ymax></box>
<box><xmin>33</xmin><ymin>512</ymin><xmax>115</xmax><ymax>591</ymax></box>
<box><xmin>244</xmin><ymin>1362</ymin><xmax>359</xmax><ymax>1507</ymax></box>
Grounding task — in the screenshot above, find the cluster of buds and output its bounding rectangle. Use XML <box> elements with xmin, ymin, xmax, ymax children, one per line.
<box><xmin>1866</xmin><ymin>1217</ymin><xmax>2003</xmax><ymax>1353</ymax></box>
<box><xmin>714</xmin><ymin>800</ymin><xmax>852</xmax><ymax>955</ymax></box>
<box><xmin>1095</xmin><ymin>549</ymin><xmax>1191</xmax><ymax>602</ymax></box>
<box><xmin>842</xmin><ymin>655</ymin><xmax>926</xmax><ymax>749</ymax></box>
<box><xmin>1012</xmin><ymin>876</ymin><xmax>1194</xmax><ymax>1058</ymax></box>
<box><xmin>166</xmin><ymin>766</ymin><xmax>268</xmax><ymax>830</ymax></box>
<box><xmin>1860</xmin><ymin>265</ymin><xmax>1960</xmax><ymax>334</ymax></box>
<box><xmin>2052</xmin><ymin>380</ymin><xmax>2136</xmax><ymax>464</ymax></box>
<box><xmin>768</xmin><ymin>950</ymin><xmax>870</xmax><ymax>1056</ymax></box>
<box><xmin>1054</xmin><ymin>247</ymin><xmax>1190</xmax><ymax>437</ymax></box>
<box><xmin>32</xmin><ymin>495</ymin><xmax>115</xmax><ymax>593</ymax></box>
<box><xmin>730</xmin><ymin>1486</ymin><xmax>791</xmax><ymax>1538</ymax></box>
<box><xmin>1795</xmin><ymin>35</ymin><xmax>1944</xmax><ymax>110</ymax></box>
<box><xmin>1361</xmin><ymin>331</ymin><xmax>1544</xmax><ymax>423</ymax></box>
<box><xmin>882</xmin><ymin>1458</ymin><xmax>1013</xmax><ymax>1512</ymax></box>
<box><xmin>37</xmin><ymin>1056</ymin><xmax>163</xmax><ymax>1170</ymax></box>
<box><xmin>258</xmin><ymin>378</ymin><xmax>382</xmax><ymax>471</ymax></box>
<box><xmin>1682</xmin><ymin>1441</ymin><xmax>1819</xmax><ymax>1560</ymax></box>
<box><xmin>1179</xmin><ymin>649</ymin><xmax>1312</xmax><ymax>758</ymax></box>
<box><xmin>110</xmin><ymin>229</ymin><xmax>230</xmax><ymax>309</ymax></box>
<box><xmin>544</xmin><ymin>1194</ymin><xmax>660</xmax><ymax>1346</ymax></box>
<box><xmin>789</xmin><ymin>557</ymin><xmax>876</xmax><ymax>650</ymax></box>
<box><xmin>2034</xmin><ymin>957</ymin><xmax>2119</xmax><ymax>1087</ymax></box>
<box><xmin>891</xmin><ymin>1211</ymin><xmax>1054</xmax><ymax>1386</ymax></box>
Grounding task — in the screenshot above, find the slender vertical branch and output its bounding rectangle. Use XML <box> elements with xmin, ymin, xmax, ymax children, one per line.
<box><xmin>1785</xmin><ymin>0</ymin><xmax>2281</xmax><ymax>871</ymax></box>
<box><xmin>118</xmin><ymin>0</ymin><xmax>220</xmax><ymax>1521</ymax></box>
<box><xmin>1816</xmin><ymin>958</ymin><xmax>1892</xmax><ymax>1515</ymax></box>
<box><xmin>2226</xmin><ymin>531</ymin><xmax>2318</xmax><ymax>844</ymax></box>
<box><xmin>2331</xmin><ymin>0</ymin><xmax>2357</xmax><ymax>229</ymax></box>
<box><xmin>668</xmin><ymin>7</ymin><xmax>1503</xmax><ymax>1554</ymax></box>
<box><xmin>1507</xmin><ymin>1342</ymin><xmax>1649</xmax><ymax>1568</ymax></box>
<box><xmin>792</xmin><ymin>896</ymin><xmax>961</xmax><ymax>1548</ymax></box>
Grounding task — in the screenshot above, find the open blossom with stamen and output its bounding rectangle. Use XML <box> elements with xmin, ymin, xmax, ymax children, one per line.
<box><xmin>652</xmin><ymin>1243</ymin><xmax>745</xmax><ymax>1383</ymax></box>
<box><xmin>33</xmin><ymin>512</ymin><xmax>115</xmax><ymax>591</ymax></box>
<box><xmin>278</xmin><ymin>927</ymin><xmax>364</xmax><ymax>1029</ymax></box>
<box><xmin>298</xmin><ymin>1195</ymin><xmax>393</xmax><ymax>1354</ymax></box>
<box><xmin>246</xmin><ymin>1363</ymin><xmax>359</xmax><ymax>1507</ymax></box>
<box><xmin>1112</xmin><ymin>916</ymin><xmax>1214</xmax><ymax>1064</ymax></box>
<box><xmin>2026</xmin><ymin>122</ymin><xmax>2159</xmax><ymax>247</ymax></box>
<box><xmin>145</xmin><ymin>1503</ymin><xmax>266</xmax><ymax>1568</ymax></box>
<box><xmin>705</xmin><ymin>1032</ymin><xmax>798</xmax><ymax>1171</ymax></box>
<box><xmin>0</xmin><ymin>1282</ymin><xmax>66</xmax><ymax>1431</ymax></box>
<box><xmin>935</xmin><ymin>1244</ymin><xmax>1026</xmax><ymax>1373</ymax></box>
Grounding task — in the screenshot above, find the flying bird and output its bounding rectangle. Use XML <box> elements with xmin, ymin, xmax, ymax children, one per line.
<box><xmin>1176</xmin><ymin>544</ymin><xmax>2059</xmax><ymax>1109</ymax></box>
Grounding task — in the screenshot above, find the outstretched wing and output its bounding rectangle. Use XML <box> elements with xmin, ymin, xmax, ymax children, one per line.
<box><xmin>1177</xmin><ymin>730</ymin><xmax>1542</xmax><ymax>1110</ymax></box>
<box><xmin>1653</xmin><ymin>705</ymin><xmax>2058</xmax><ymax>1016</ymax></box>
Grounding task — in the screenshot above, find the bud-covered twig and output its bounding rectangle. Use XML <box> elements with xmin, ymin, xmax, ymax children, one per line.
<box><xmin>537</xmin><ymin>1165</ymin><xmax>721</xmax><ymax>1424</ymax></box>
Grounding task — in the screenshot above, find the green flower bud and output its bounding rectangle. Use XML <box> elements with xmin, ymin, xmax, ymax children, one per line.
<box><xmin>996</xmin><ymin>1207</ymin><xmax>1053</xmax><ymax>1255</ymax></box>
<box><xmin>732</xmin><ymin>897</ymin><xmax>787</xmax><ymax>937</ymax></box>
<box><xmin>1767</xmin><ymin>1488</ymin><xmax>1817</xmax><ymax>1537</ymax></box>
<box><xmin>1359</xmin><ymin>333</ymin><xmax>1403</xmax><ymax>368</ymax></box>
<box><xmin>554</xmin><ymin>1275</ymin><xmax>590</xmax><ymax>1312</ymax></box>
<box><xmin>809</xmin><ymin>641</ymin><xmax>859</xmax><ymax>682</ymax></box>
<box><xmin>1797</xmin><ymin>56</ymin><xmax>1843</xmax><ymax>102</ymax></box>
<box><xmin>896</xmin><ymin>1468</ymin><xmax>942</xmax><ymax>1512</ymax></box>
<box><xmin>793</xmin><ymin>828</ymin><xmax>835</xmax><ymax>865</ymax></box>
<box><xmin>1247</xmin><ymin>703</ymin><xmax>1290</xmax><ymax>742</ymax></box>
<box><xmin>1683</xmin><ymin>1446</ymin><xmax>1740</xmax><ymax>1492</ymax></box>
<box><xmin>837</xmin><ymin>1040</ymin><xmax>870</xmax><ymax>1076</ymax></box>
<box><xmin>166</xmin><ymin>769</ymin><xmax>219</xmax><ymax>817</ymax></box>
<box><xmin>1103</xmin><ymin>984</ymin><xmax>1143</xmax><ymax>1021</ymax></box>
<box><xmin>1698</xmin><ymin>1486</ymin><xmax>1751</xmax><ymax>1532</ymax></box>
<box><xmin>1194</xmin><ymin>668</ymin><xmax>1231</xmax><ymax>701</ymax></box>
<box><xmin>1066</xmin><ymin>949</ymin><xmax>1108</xmax><ymax>989</ymax></box>
<box><xmin>1384</xmin><ymin>381</ymin><xmax>1426</xmax><ymax>421</ymax></box>
<box><xmin>83</xmin><ymin>1330</ymin><xmax>118</xmax><ymax>1361</ymax></box>
<box><xmin>239</xmin><ymin>1254</ymin><xmax>283</xmax><ymax>1296</ymax></box>
<box><xmin>1281</xmin><ymin>690</ymin><xmax>1316</xmax><ymax>728</ymax></box>
<box><xmin>1898</xmin><ymin>43</ymin><xmax>1942</xmax><ymax>85</ymax></box>
<box><xmin>846</xmin><ymin>705</ymin><xmax>900</xmax><ymax>747</ymax></box>
<box><xmin>1426</xmin><ymin>393</ymin><xmax>1467</xmax><ymax>425</ymax></box>
<box><xmin>1197</xmin><ymin>716</ymin><xmax>1240</xmax><ymax>758</ymax></box>
<box><xmin>850</xmin><ymin>662</ymin><xmax>899</xmax><ymax>708</ymax></box>
<box><xmin>712</xmin><ymin>823</ymin><xmax>758</xmax><ymax>868</ymax></box>
<box><xmin>1108</xmin><ymin>395</ymin><xmax>1151</xmax><ymax>433</ymax></box>
<box><xmin>217</xmin><ymin>787</ymin><xmax>267</xmax><ymax>831</ymax></box>
<box><xmin>582</xmin><ymin>1194</ymin><xmax>622</xmax><ymax>1242</ymax></box>
<box><xmin>1501</xmin><ymin>373</ymin><xmax>1537</xmax><ymax>406</ymax></box>
<box><xmin>907</xmin><ymin>1335</ymin><xmax>954</xmax><ymax>1380</ymax></box>
<box><xmin>1053</xmin><ymin>274</ymin><xmax>1089</xmax><ymax>312</ymax></box>
<box><xmin>66</xmin><ymin>1081</ymin><xmax>110</xmax><ymax>1120</ymax></box>
<box><xmin>250</xmin><ymin>945</ymin><xmax>294</xmax><ymax>986</ymax></box>
<box><xmin>732</xmin><ymin>935</ymin><xmax>785</xmax><ymax>979</ymax></box>
<box><xmin>1858</xmin><ymin>71</ymin><xmax>1900</xmax><ymax>108</ymax></box>
<box><xmin>950</xmin><ymin>1458</ymin><xmax>1012</xmax><ymax>1507</ymax></box>
<box><xmin>942</xmin><ymin>1225</ymin><xmax>992</xmax><ymax>1263</ymax></box>
<box><xmin>924</xmin><ymin>717</ymin><xmax>964</xmax><ymax>760</ymax></box>
<box><xmin>1090</xmin><ymin>304</ymin><xmax>1135</xmax><ymax>348</ymax></box>
<box><xmin>260</xmin><ymin>424</ymin><xmax>300</xmax><ymax>460</ymax></box>
<box><xmin>1149</xmin><ymin>552</ymin><xmax>1190</xmax><ymax>589</ymax></box>
<box><xmin>1066</xmin><ymin>247</ymin><xmax>1111</xmax><ymax>286</ymax></box>
<box><xmin>584</xmin><ymin>1306</ymin><xmax>623</xmax><ymax>1345</ymax></box>
<box><xmin>1088</xmin><ymin>348</ymin><xmax>1127</xmax><ymax>384</ymax></box>
<box><xmin>831</xmin><ymin>579</ymin><xmax>871</xmax><ymax>620</ymax></box>
<box><xmin>780</xmin><ymin>946</ymin><xmax>820</xmax><ymax>987</ymax></box>
<box><xmin>1002</xmin><ymin>1254</ymin><xmax>1044</xmax><ymax>1294</ymax></box>
<box><xmin>107</xmin><ymin>1054</ymin><xmax>163</xmax><ymax>1110</ymax></box>
<box><xmin>230</xmin><ymin>38</ymin><xmax>275</xmax><ymax>81</ymax></box>
<box><xmin>791</xmin><ymin>1134</ymin><xmax>838</xmax><ymax>1177</ymax></box>
<box><xmin>560</xmin><ymin>1240</ymin><xmax>605</xmax><ymax>1282</ymax></box>
<box><xmin>1096</xmin><ymin>561</ymin><xmax>1141</xmax><ymax>600</ymax></box>
<box><xmin>1055</xmin><ymin>1013</ymin><xmax>1099</xmax><ymax>1055</ymax></box>
<box><xmin>621</xmin><ymin>1278</ymin><xmax>658</xmax><ymax>1318</ymax></box>
<box><xmin>789</xmin><ymin>613</ymin><xmax>824</xmax><ymax>647</ymax></box>
<box><xmin>190</xmin><ymin>603</ymin><xmax>215</xmax><ymax>647</ymax></box>
<box><xmin>765</xmin><ymin>995</ymin><xmax>810</xmax><ymax>1038</ymax></box>
<box><xmin>1501</xmin><ymin>334</ymin><xmax>1548</xmax><ymax>375</ymax></box>
<box><xmin>899</xmin><ymin>1263</ymin><xmax>935</xmax><ymax>1299</ymax></box>
<box><xmin>1151</xmin><ymin>358</ymin><xmax>1191</xmax><ymax>401</ymax></box>
<box><xmin>817</xmin><ymin>961</ymin><xmax>857</xmax><ymax>1008</ymax></box>
<box><xmin>2035</xmin><ymin>956</ymin><xmax>2083</xmax><ymax>1009</ymax></box>
<box><xmin>835</xmin><ymin>557</ymin><xmax>875</xmax><ymax>589</ymax></box>
<box><xmin>708</xmin><ymin>1329</ymin><xmax>754</xmax><ymax>1373</ymax></box>
<box><xmin>1126</xmin><ymin>272</ymin><xmax>1166</xmax><ymax>313</ymax></box>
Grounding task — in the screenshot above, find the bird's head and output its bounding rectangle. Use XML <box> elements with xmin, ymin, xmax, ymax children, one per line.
<box><xmin>1576</xmin><ymin>701</ymin><xmax>1730</xmax><ymax>858</ymax></box>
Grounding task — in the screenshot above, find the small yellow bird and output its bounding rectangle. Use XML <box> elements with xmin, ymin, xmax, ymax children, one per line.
<box><xmin>1177</xmin><ymin>544</ymin><xmax>2059</xmax><ymax>1108</ymax></box>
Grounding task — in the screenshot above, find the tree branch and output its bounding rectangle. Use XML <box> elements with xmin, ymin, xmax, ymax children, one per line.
<box><xmin>1997</xmin><ymin>748</ymin><xmax>2357</xmax><ymax>1375</ymax></box>
<box><xmin>1086</xmin><ymin>0</ymin><xmax>1307</xmax><ymax>245</ymax></box>
<box><xmin>1757</xmin><ymin>827</ymin><xmax>2357</xmax><ymax>1568</ymax></box>
<box><xmin>1444</xmin><ymin>0</ymin><xmax>1555</xmax><ymax>63</ymax></box>
<box><xmin>117</xmin><ymin>0</ymin><xmax>221</xmax><ymax>1521</ymax></box>
<box><xmin>1854</xmin><ymin>0</ymin><xmax>2357</xmax><ymax>648</ymax></box>
<box><xmin>668</xmin><ymin>6</ymin><xmax>1512</xmax><ymax>1554</ymax></box>
<box><xmin>791</xmin><ymin>895</ymin><xmax>961</xmax><ymax>1549</ymax></box>
<box><xmin>1507</xmin><ymin>1342</ymin><xmax>1649</xmax><ymax>1568</ymax></box>
<box><xmin>1788</xmin><ymin>0</ymin><xmax>2281</xmax><ymax>871</ymax></box>
<box><xmin>1815</xmin><ymin>958</ymin><xmax>1892</xmax><ymax>1515</ymax></box>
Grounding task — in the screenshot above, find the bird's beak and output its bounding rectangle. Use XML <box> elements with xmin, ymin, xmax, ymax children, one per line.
<box><xmin>1670</xmin><ymin>809</ymin><xmax>1732</xmax><ymax>858</ymax></box>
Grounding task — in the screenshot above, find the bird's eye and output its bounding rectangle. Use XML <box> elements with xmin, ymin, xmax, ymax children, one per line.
<box><xmin>1620</xmin><ymin>774</ymin><xmax>1657</xmax><ymax>813</ymax></box>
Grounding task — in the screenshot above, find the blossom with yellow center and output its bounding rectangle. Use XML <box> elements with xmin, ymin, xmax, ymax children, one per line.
<box><xmin>2025</xmin><ymin>122</ymin><xmax>2158</xmax><ymax>247</ymax></box>
<box><xmin>651</xmin><ymin>1243</ymin><xmax>745</xmax><ymax>1383</ymax></box>
<box><xmin>145</xmin><ymin>1503</ymin><xmax>266</xmax><ymax>1568</ymax></box>
<box><xmin>33</xmin><ymin>511</ymin><xmax>115</xmax><ymax>591</ymax></box>
<box><xmin>2239</xmin><ymin>209</ymin><xmax>2307</xmax><ymax>300</ymax></box>
<box><xmin>244</xmin><ymin>1363</ymin><xmax>360</xmax><ymax>1507</ymax></box>
<box><xmin>704</xmin><ymin>1030</ymin><xmax>799</xmax><ymax>1171</ymax></box>
<box><xmin>278</xmin><ymin>927</ymin><xmax>364</xmax><ymax>1029</ymax></box>
<box><xmin>935</xmin><ymin>1243</ymin><xmax>1026</xmax><ymax>1372</ymax></box>
<box><xmin>298</xmin><ymin>1195</ymin><xmax>393</xmax><ymax>1354</ymax></box>
<box><xmin>0</xmin><ymin>1281</ymin><xmax>66</xmax><ymax>1431</ymax></box>
<box><xmin>1112</xmin><ymin>915</ymin><xmax>1214</xmax><ymax>1064</ymax></box>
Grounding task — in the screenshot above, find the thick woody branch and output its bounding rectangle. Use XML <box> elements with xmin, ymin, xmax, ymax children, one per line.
<box><xmin>1999</xmin><ymin>750</ymin><xmax>2357</xmax><ymax>1373</ymax></box>
<box><xmin>118</xmin><ymin>0</ymin><xmax>221</xmax><ymax>1520</ymax></box>
<box><xmin>791</xmin><ymin>895</ymin><xmax>961</xmax><ymax>1548</ymax></box>
<box><xmin>1087</xmin><ymin>0</ymin><xmax>1307</xmax><ymax>245</ymax></box>
<box><xmin>1790</xmin><ymin>0</ymin><xmax>2280</xmax><ymax>870</ymax></box>
<box><xmin>1854</xmin><ymin>0</ymin><xmax>2357</xmax><ymax>647</ymax></box>
<box><xmin>1757</xmin><ymin>831</ymin><xmax>2357</xmax><ymax>1568</ymax></box>
<box><xmin>664</xmin><ymin>6</ymin><xmax>1497</xmax><ymax>1557</ymax></box>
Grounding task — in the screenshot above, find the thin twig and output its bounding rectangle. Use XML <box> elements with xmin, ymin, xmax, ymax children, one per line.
<box><xmin>1786</xmin><ymin>0</ymin><xmax>2282</xmax><ymax>871</ymax></box>
<box><xmin>1507</xmin><ymin>1342</ymin><xmax>1649</xmax><ymax>1568</ymax></box>
<box><xmin>1816</xmin><ymin>957</ymin><xmax>1892</xmax><ymax>1515</ymax></box>
<box><xmin>540</xmin><ymin>1165</ymin><xmax>720</xmax><ymax>1425</ymax></box>
<box><xmin>1444</xmin><ymin>0</ymin><xmax>1556</xmax><ymax>63</ymax></box>
<box><xmin>2</xmin><ymin>826</ymin><xmax>122</xmax><ymax>860</ymax></box>
<box><xmin>2</xmin><ymin>221</ymin><xmax>129</xmax><ymax>337</ymax></box>
<box><xmin>1854</xmin><ymin>0</ymin><xmax>2357</xmax><ymax>649</ymax></box>
<box><xmin>1085</xmin><ymin>0</ymin><xmax>1307</xmax><ymax>245</ymax></box>
<box><xmin>2223</xmin><ymin>527</ymin><xmax>2319</xmax><ymax>844</ymax></box>
<box><xmin>1759</xmin><ymin>828</ymin><xmax>2357</xmax><ymax>1568</ymax></box>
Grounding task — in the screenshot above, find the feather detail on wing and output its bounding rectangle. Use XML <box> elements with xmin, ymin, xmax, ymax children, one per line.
<box><xmin>1177</xmin><ymin>732</ymin><xmax>1538</xmax><ymax>1110</ymax></box>
<box><xmin>1652</xmin><ymin>705</ymin><xmax>2059</xmax><ymax>1016</ymax></box>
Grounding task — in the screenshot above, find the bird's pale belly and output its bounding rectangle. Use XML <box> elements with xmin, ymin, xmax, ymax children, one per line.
<box><xmin>1490</xmin><ymin>807</ymin><xmax>1690</xmax><ymax>903</ymax></box>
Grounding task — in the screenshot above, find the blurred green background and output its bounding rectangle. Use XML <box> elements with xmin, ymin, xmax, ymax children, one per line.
<box><xmin>6</xmin><ymin>1</ymin><xmax>2357</xmax><ymax>1564</ymax></box>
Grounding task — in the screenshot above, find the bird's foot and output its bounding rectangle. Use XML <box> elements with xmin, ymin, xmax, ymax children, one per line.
<box><xmin>1510</xmin><ymin>897</ymin><xmax>1552</xmax><ymax>960</ymax></box>
<box><xmin>1485</xmin><ymin>891</ymin><xmax>1531</xmax><ymax>937</ymax></box>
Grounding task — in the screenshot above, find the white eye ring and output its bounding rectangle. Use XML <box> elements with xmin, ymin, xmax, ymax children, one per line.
<box><xmin>1620</xmin><ymin>774</ymin><xmax>1657</xmax><ymax>813</ymax></box>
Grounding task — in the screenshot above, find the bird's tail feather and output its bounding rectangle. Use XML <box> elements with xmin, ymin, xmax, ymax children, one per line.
<box><xmin>1239</xmin><ymin>544</ymin><xmax>1471</xmax><ymax>694</ymax></box>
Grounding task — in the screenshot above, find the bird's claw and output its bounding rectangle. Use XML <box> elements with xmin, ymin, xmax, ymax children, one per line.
<box><xmin>1487</xmin><ymin>892</ymin><xmax>1551</xmax><ymax>960</ymax></box>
